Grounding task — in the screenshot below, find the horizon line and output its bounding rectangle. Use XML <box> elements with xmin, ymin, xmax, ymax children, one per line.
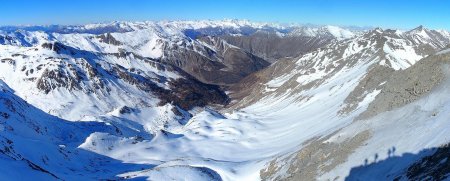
<box><xmin>0</xmin><ymin>19</ymin><xmax>444</xmax><ymax>32</ymax></box>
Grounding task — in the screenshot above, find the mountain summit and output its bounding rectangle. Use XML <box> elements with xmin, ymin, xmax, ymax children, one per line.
<box><xmin>1</xmin><ymin>20</ymin><xmax>450</xmax><ymax>180</ymax></box>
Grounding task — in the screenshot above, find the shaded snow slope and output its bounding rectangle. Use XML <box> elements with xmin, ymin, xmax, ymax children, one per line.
<box><xmin>0</xmin><ymin>80</ymin><xmax>154</xmax><ymax>180</ymax></box>
<box><xmin>1</xmin><ymin>22</ymin><xmax>450</xmax><ymax>181</ymax></box>
<box><xmin>255</xmin><ymin>42</ymin><xmax>450</xmax><ymax>181</ymax></box>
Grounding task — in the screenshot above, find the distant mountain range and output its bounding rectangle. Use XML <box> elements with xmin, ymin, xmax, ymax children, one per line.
<box><xmin>0</xmin><ymin>20</ymin><xmax>449</xmax><ymax>180</ymax></box>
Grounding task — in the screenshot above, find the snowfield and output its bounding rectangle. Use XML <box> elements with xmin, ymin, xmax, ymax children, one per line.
<box><xmin>1</xmin><ymin>20</ymin><xmax>450</xmax><ymax>180</ymax></box>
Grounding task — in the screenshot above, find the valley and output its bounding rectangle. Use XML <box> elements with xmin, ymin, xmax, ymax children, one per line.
<box><xmin>0</xmin><ymin>20</ymin><xmax>449</xmax><ymax>180</ymax></box>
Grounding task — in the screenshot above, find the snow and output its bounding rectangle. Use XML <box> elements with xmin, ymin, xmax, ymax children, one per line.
<box><xmin>119</xmin><ymin>165</ymin><xmax>222</xmax><ymax>181</ymax></box>
<box><xmin>438</xmin><ymin>48</ymin><xmax>450</xmax><ymax>55</ymax></box>
<box><xmin>383</xmin><ymin>37</ymin><xmax>423</xmax><ymax>70</ymax></box>
<box><xmin>1</xmin><ymin>21</ymin><xmax>450</xmax><ymax>180</ymax></box>
<box><xmin>325</xmin><ymin>25</ymin><xmax>355</xmax><ymax>40</ymax></box>
<box><xmin>321</xmin><ymin>65</ymin><xmax>450</xmax><ymax>180</ymax></box>
<box><xmin>357</xmin><ymin>89</ymin><xmax>381</xmax><ymax>112</ymax></box>
<box><xmin>343</xmin><ymin>40</ymin><xmax>366</xmax><ymax>58</ymax></box>
<box><xmin>288</xmin><ymin>25</ymin><xmax>356</xmax><ymax>40</ymax></box>
<box><xmin>266</xmin><ymin>73</ymin><xmax>294</xmax><ymax>88</ymax></box>
<box><xmin>415</xmin><ymin>28</ymin><xmax>430</xmax><ymax>39</ymax></box>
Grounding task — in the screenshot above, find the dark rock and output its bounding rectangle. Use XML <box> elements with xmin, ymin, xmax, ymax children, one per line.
<box><xmin>0</xmin><ymin>58</ymin><xmax>15</xmax><ymax>65</ymax></box>
<box><xmin>97</xmin><ymin>33</ymin><xmax>122</xmax><ymax>45</ymax></box>
<box><xmin>41</xmin><ymin>42</ymin><xmax>68</xmax><ymax>53</ymax></box>
<box><xmin>406</xmin><ymin>144</ymin><xmax>450</xmax><ymax>180</ymax></box>
<box><xmin>36</xmin><ymin>68</ymin><xmax>82</xmax><ymax>94</ymax></box>
<box><xmin>118</xmin><ymin>106</ymin><xmax>133</xmax><ymax>114</ymax></box>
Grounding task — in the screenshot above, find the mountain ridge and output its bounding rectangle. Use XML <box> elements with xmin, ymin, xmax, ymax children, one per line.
<box><xmin>1</xmin><ymin>20</ymin><xmax>450</xmax><ymax>180</ymax></box>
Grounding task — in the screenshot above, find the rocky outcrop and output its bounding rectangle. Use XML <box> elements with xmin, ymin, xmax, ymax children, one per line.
<box><xmin>0</xmin><ymin>58</ymin><xmax>15</xmax><ymax>65</ymax></box>
<box><xmin>261</xmin><ymin>130</ymin><xmax>371</xmax><ymax>181</ymax></box>
<box><xmin>405</xmin><ymin>143</ymin><xmax>450</xmax><ymax>180</ymax></box>
<box><xmin>339</xmin><ymin>65</ymin><xmax>394</xmax><ymax>115</ymax></box>
<box><xmin>41</xmin><ymin>42</ymin><xmax>69</xmax><ymax>54</ymax></box>
<box><xmin>357</xmin><ymin>52</ymin><xmax>450</xmax><ymax>120</ymax></box>
<box><xmin>97</xmin><ymin>33</ymin><xmax>122</xmax><ymax>45</ymax></box>
<box><xmin>36</xmin><ymin>68</ymin><xmax>82</xmax><ymax>94</ymax></box>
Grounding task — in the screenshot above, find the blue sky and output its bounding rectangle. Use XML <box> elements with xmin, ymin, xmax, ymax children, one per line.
<box><xmin>1</xmin><ymin>0</ymin><xmax>449</xmax><ymax>30</ymax></box>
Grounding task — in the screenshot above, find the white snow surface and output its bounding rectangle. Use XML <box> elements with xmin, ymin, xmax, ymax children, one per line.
<box><xmin>1</xmin><ymin>22</ymin><xmax>450</xmax><ymax>180</ymax></box>
<box><xmin>288</xmin><ymin>25</ymin><xmax>356</xmax><ymax>40</ymax></box>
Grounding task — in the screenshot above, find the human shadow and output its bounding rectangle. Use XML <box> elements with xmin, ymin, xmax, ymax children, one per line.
<box><xmin>345</xmin><ymin>144</ymin><xmax>450</xmax><ymax>181</ymax></box>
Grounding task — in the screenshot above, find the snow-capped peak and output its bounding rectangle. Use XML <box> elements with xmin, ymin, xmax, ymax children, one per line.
<box><xmin>405</xmin><ymin>25</ymin><xmax>430</xmax><ymax>38</ymax></box>
<box><xmin>1</xmin><ymin>19</ymin><xmax>450</xmax><ymax>181</ymax></box>
<box><xmin>323</xmin><ymin>25</ymin><xmax>355</xmax><ymax>40</ymax></box>
<box><xmin>408</xmin><ymin>25</ymin><xmax>426</xmax><ymax>32</ymax></box>
<box><xmin>288</xmin><ymin>25</ymin><xmax>356</xmax><ymax>40</ymax></box>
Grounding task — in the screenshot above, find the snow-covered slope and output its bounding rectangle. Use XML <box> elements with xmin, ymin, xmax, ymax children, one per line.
<box><xmin>1</xmin><ymin>21</ymin><xmax>450</xmax><ymax>181</ymax></box>
<box><xmin>1</xmin><ymin>21</ymin><xmax>272</xmax><ymax>85</ymax></box>
<box><xmin>0</xmin><ymin>34</ymin><xmax>228</xmax><ymax>121</ymax></box>
<box><xmin>0</xmin><ymin>19</ymin><xmax>357</xmax><ymax>37</ymax></box>
<box><xmin>288</xmin><ymin>25</ymin><xmax>355</xmax><ymax>40</ymax></box>
<box><xmin>0</xmin><ymin>19</ymin><xmax>284</xmax><ymax>35</ymax></box>
<box><xmin>229</xmin><ymin>27</ymin><xmax>450</xmax><ymax>180</ymax></box>
<box><xmin>1</xmin><ymin>20</ymin><xmax>359</xmax><ymax>76</ymax></box>
<box><xmin>0</xmin><ymin>79</ymin><xmax>156</xmax><ymax>180</ymax></box>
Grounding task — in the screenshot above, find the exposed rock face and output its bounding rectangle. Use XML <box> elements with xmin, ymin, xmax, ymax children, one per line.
<box><xmin>96</xmin><ymin>33</ymin><xmax>122</xmax><ymax>45</ymax></box>
<box><xmin>246</xmin><ymin>28</ymin><xmax>450</xmax><ymax>180</ymax></box>
<box><xmin>41</xmin><ymin>42</ymin><xmax>70</xmax><ymax>54</ymax></box>
<box><xmin>1</xmin><ymin>22</ymin><xmax>450</xmax><ymax>180</ymax></box>
<box><xmin>339</xmin><ymin>65</ymin><xmax>394</xmax><ymax>115</ymax></box>
<box><xmin>261</xmin><ymin>130</ymin><xmax>371</xmax><ymax>181</ymax></box>
<box><xmin>3</xmin><ymin>23</ymin><xmax>276</xmax><ymax>87</ymax></box>
<box><xmin>36</xmin><ymin>68</ymin><xmax>82</xmax><ymax>94</ymax></box>
<box><xmin>110</xmin><ymin>63</ymin><xmax>228</xmax><ymax>109</ymax></box>
<box><xmin>357</xmin><ymin>53</ymin><xmax>450</xmax><ymax>120</ymax></box>
<box><xmin>220</xmin><ymin>31</ymin><xmax>334</xmax><ymax>63</ymax></box>
<box><xmin>24</xmin><ymin>40</ymin><xmax>231</xmax><ymax>111</ymax></box>
<box><xmin>229</xmin><ymin>27</ymin><xmax>450</xmax><ymax>110</ymax></box>
<box><xmin>34</xmin><ymin>50</ymin><xmax>108</xmax><ymax>94</ymax></box>
<box><xmin>198</xmin><ymin>36</ymin><xmax>270</xmax><ymax>76</ymax></box>
<box><xmin>405</xmin><ymin>143</ymin><xmax>450</xmax><ymax>180</ymax></box>
<box><xmin>160</xmin><ymin>36</ymin><xmax>270</xmax><ymax>85</ymax></box>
